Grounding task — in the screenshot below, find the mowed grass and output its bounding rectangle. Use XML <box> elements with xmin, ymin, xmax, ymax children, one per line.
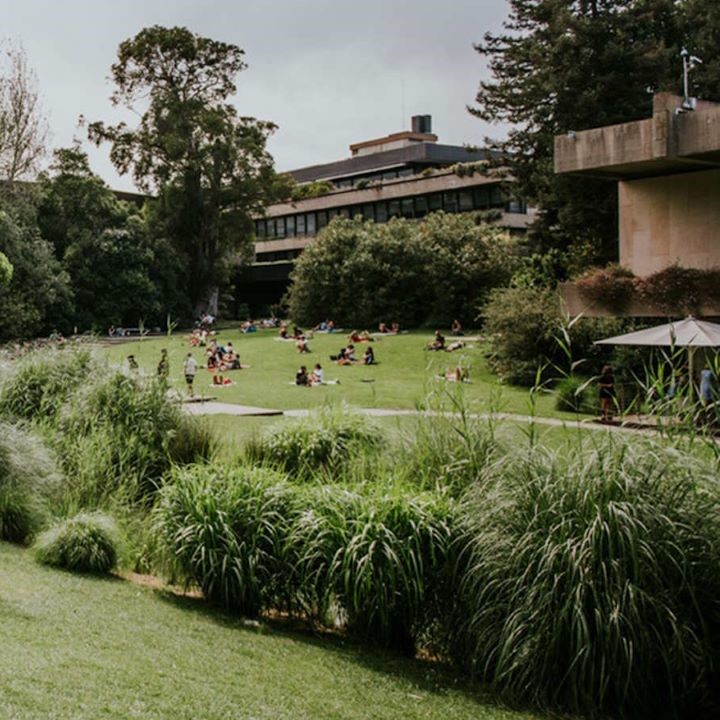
<box><xmin>0</xmin><ymin>543</ymin><xmax>538</xmax><ymax>720</ymax></box>
<box><xmin>102</xmin><ymin>328</ymin><xmax>578</xmax><ymax>418</ymax></box>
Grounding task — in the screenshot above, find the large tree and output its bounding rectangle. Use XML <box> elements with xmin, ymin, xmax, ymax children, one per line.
<box><xmin>0</xmin><ymin>41</ymin><xmax>48</xmax><ymax>182</ymax></box>
<box><xmin>88</xmin><ymin>26</ymin><xmax>281</xmax><ymax>314</ymax></box>
<box><xmin>473</xmin><ymin>0</ymin><xmax>681</xmax><ymax>271</ymax></box>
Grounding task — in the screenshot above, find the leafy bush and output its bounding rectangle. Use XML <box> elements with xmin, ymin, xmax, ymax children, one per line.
<box><xmin>34</xmin><ymin>512</ymin><xmax>120</xmax><ymax>573</ymax></box>
<box><xmin>245</xmin><ymin>406</ymin><xmax>382</xmax><ymax>480</ymax></box>
<box><xmin>0</xmin><ymin>423</ymin><xmax>61</xmax><ymax>543</ymax></box>
<box><xmin>575</xmin><ymin>263</ymin><xmax>636</xmax><ymax>312</ymax></box>
<box><xmin>286</xmin><ymin>214</ymin><xmax>518</xmax><ymax>328</ymax></box>
<box><xmin>452</xmin><ymin>438</ymin><xmax>720</xmax><ymax>718</ymax></box>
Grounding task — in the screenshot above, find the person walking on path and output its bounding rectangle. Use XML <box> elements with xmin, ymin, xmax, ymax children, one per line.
<box><xmin>598</xmin><ymin>364</ymin><xmax>616</xmax><ymax>422</ymax></box>
<box><xmin>183</xmin><ymin>352</ymin><xmax>198</xmax><ymax>397</ymax></box>
<box><xmin>157</xmin><ymin>349</ymin><xmax>170</xmax><ymax>383</ymax></box>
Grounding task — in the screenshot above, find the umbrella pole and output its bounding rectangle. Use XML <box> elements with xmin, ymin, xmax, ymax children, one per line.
<box><xmin>689</xmin><ymin>346</ymin><xmax>696</xmax><ymax>400</ymax></box>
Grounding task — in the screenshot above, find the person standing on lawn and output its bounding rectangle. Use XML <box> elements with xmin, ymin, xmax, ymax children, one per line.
<box><xmin>157</xmin><ymin>349</ymin><xmax>169</xmax><ymax>383</ymax></box>
<box><xmin>183</xmin><ymin>352</ymin><xmax>198</xmax><ymax>397</ymax></box>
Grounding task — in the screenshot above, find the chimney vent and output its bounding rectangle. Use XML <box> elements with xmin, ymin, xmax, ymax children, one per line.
<box><xmin>411</xmin><ymin>114</ymin><xmax>432</xmax><ymax>134</ymax></box>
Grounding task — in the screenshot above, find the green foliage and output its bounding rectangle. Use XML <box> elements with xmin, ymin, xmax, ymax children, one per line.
<box><xmin>88</xmin><ymin>25</ymin><xmax>282</xmax><ymax>312</ymax></box>
<box><xmin>34</xmin><ymin>512</ymin><xmax>119</xmax><ymax>573</ymax></box>
<box><xmin>474</xmin><ymin>0</ymin><xmax>682</xmax><ymax>267</ymax></box>
<box><xmin>245</xmin><ymin>406</ymin><xmax>382</xmax><ymax>480</ymax></box>
<box><xmin>0</xmin><ymin>250</ymin><xmax>11</xmax><ymax>287</ymax></box>
<box><xmin>289</xmin><ymin>179</ymin><xmax>334</xmax><ymax>201</ymax></box>
<box><xmin>554</xmin><ymin>375</ymin><xmax>596</xmax><ymax>414</ymax></box>
<box><xmin>0</xmin><ymin>423</ymin><xmax>61</xmax><ymax>543</ymax></box>
<box><xmin>287</xmin><ymin>214</ymin><xmax>518</xmax><ymax>327</ymax></box>
<box><xmin>453</xmin><ymin>438</ymin><xmax>720</xmax><ymax>717</ymax></box>
<box><xmin>0</xmin><ymin>203</ymin><xmax>74</xmax><ymax>340</ymax></box>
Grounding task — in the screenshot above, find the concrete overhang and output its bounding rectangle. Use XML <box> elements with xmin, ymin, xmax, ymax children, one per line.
<box><xmin>554</xmin><ymin>94</ymin><xmax>720</xmax><ymax>180</ymax></box>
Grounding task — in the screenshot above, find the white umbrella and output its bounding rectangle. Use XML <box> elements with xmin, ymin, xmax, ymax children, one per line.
<box><xmin>594</xmin><ymin>317</ymin><xmax>720</xmax><ymax>348</ymax></box>
<box><xmin>594</xmin><ymin>317</ymin><xmax>720</xmax><ymax>395</ymax></box>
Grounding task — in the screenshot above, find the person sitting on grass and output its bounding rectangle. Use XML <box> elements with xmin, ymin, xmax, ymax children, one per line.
<box><xmin>309</xmin><ymin>363</ymin><xmax>324</xmax><ymax>385</ymax></box>
<box><xmin>337</xmin><ymin>344</ymin><xmax>357</xmax><ymax>365</ymax></box>
<box><xmin>363</xmin><ymin>346</ymin><xmax>375</xmax><ymax>365</ymax></box>
<box><xmin>279</xmin><ymin>324</ymin><xmax>289</xmax><ymax>339</ymax></box>
<box><xmin>295</xmin><ymin>365</ymin><xmax>309</xmax><ymax>386</ymax></box>
<box><xmin>427</xmin><ymin>330</ymin><xmax>446</xmax><ymax>351</ymax></box>
<box><xmin>296</xmin><ymin>335</ymin><xmax>311</xmax><ymax>353</ymax></box>
<box><xmin>445</xmin><ymin>365</ymin><xmax>470</xmax><ymax>382</ymax></box>
<box><xmin>451</xmin><ymin>319</ymin><xmax>464</xmax><ymax>336</ymax></box>
<box><xmin>378</xmin><ymin>322</ymin><xmax>389</xmax><ymax>334</ymax></box>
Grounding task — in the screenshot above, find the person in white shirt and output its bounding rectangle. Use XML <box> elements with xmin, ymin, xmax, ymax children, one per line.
<box><xmin>309</xmin><ymin>363</ymin><xmax>324</xmax><ymax>385</ymax></box>
<box><xmin>183</xmin><ymin>353</ymin><xmax>198</xmax><ymax>397</ymax></box>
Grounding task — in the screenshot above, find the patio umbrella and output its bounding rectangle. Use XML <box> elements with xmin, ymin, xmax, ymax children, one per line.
<box><xmin>594</xmin><ymin>316</ymin><xmax>720</xmax><ymax>393</ymax></box>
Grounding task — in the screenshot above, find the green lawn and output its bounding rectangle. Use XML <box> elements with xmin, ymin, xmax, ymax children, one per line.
<box><xmin>101</xmin><ymin>328</ymin><xmax>580</xmax><ymax>419</ymax></box>
<box><xmin>0</xmin><ymin>543</ymin><xmax>539</xmax><ymax>720</ymax></box>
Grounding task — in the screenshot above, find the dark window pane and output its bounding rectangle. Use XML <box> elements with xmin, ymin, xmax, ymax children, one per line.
<box><xmin>398</xmin><ymin>167</ymin><xmax>413</xmax><ymax>178</ymax></box>
<box><xmin>443</xmin><ymin>192</ymin><xmax>458</xmax><ymax>212</ymax></box>
<box><xmin>256</xmin><ymin>221</ymin><xmax>266</xmax><ymax>238</ymax></box>
<box><xmin>490</xmin><ymin>185</ymin><xmax>504</xmax><ymax>207</ymax></box>
<box><xmin>339</xmin><ymin>207</ymin><xmax>350</xmax><ymax>219</ymax></box>
<box><xmin>375</xmin><ymin>202</ymin><xmax>388</xmax><ymax>223</ymax></box>
<box><xmin>388</xmin><ymin>200</ymin><xmax>401</xmax><ymax>217</ymax></box>
<box><xmin>352</xmin><ymin>206</ymin><xmax>363</xmax><ymax>219</ymax></box>
<box><xmin>306</xmin><ymin>213</ymin><xmax>316</xmax><ymax>234</ymax></box>
<box><xmin>473</xmin><ymin>187</ymin><xmax>489</xmax><ymax>209</ymax></box>
<box><xmin>317</xmin><ymin>211</ymin><xmax>328</xmax><ymax>230</ymax></box>
<box><xmin>362</xmin><ymin>203</ymin><xmax>375</xmax><ymax>221</ymax></box>
<box><xmin>459</xmin><ymin>190</ymin><xmax>473</xmax><ymax>211</ymax></box>
<box><xmin>266</xmin><ymin>219</ymin><xmax>276</xmax><ymax>238</ymax></box>
<box><xmin>428</xmin><ymin>193</ymin><xmax>442</xmax><ymax>211</ymax></box>
<box><xmin>415</xmin><ymin>196</ymin><xmax>428</xmax><ymax>218</ymax></box>
<box><xmin>328</xmin><ymin>208</ymin><xmax>339</xmax><ymax>220</ymax></box>
<box><xmin>276</xmin><ymin>217</ymin><xmax>286</xmax><ymax>238</ymax></box>
<box><xmin>296</xmin><ymin>215</ymin><xmax>306</xmax><ymax>235</ymax></box>
<box><xmin>401</xmin><ymin>198</ymin><xmax>414</xmax><ymax>218</ymax></box>
<box><xmin>286</xmin><ymin>216</ymin><xmax>295</xmax><ymax>236</ymax></box>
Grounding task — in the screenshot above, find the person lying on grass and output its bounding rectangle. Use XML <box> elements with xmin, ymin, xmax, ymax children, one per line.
<box><xmin>348</xmin><ymin>330</ymin><xmax>374</xmax><ymax>343</ymax></box>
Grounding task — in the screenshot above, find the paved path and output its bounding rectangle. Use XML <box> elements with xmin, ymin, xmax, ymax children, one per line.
<box><xmin>181</xmin><ymin>400</ymin><xmax>661</xmax><ymax>437</ymax></box>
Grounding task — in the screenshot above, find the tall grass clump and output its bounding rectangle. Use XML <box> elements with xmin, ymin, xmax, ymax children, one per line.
<box><xmin>153</xmin><ymin>464</ymin><xmax>296</xmax><ymax>616</ymax></box>
<box><xmin>0</xmin><ymin>348</ymin><xmax>92</xmax><ymax>422</ymax></box>
<box><xmin>245</xmin><ymin>406</ymin><xmax>382</xmax><ymax>480</ymax></box>
<box><xmin>454</xmin><ymin>436</ymin><xmax>720</xmax><ymax>718</ymax></box>
<box><xmin>34</xmin><ymin>512</ymin><xmax>120</xmax><ymax>574</ymax></box>
<box><xmin>0</xmin><ymin>422</ymin><xmax>62</xmax><ymax>543</ymax></box>
<box><xmin>56</xmin><ymin>371</ymin><xmax>215</xmax><ymax>507</ymax></box>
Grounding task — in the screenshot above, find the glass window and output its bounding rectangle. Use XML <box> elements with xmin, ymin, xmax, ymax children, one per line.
<box><xmin>266</xmin><ymin>219</ymin><xmax>276</xmax><ymax>238</ymax></box>
<box><xmin>276</xmin><ymin>217</ymin><xmax>286</xmax><ymax>238</ymax></box>
<box><xmin>306</xmin><ymin>213</ymin><xmax>316</xmax><ymax>235</ymax></box>
<box><xmin>443</xmin><ymin>192</ymin><xmax>458</xmax><ymax>212</ymax></box>
<box><xmin>459</xmin><ymin>190</ymin><xmax>473</xmax><ymax>211</ymax></box>
<box><xmin>398</xmin><ymin>167</ymin><xmax>413</xmax><ymax>178</ymax></box>
<box><xmin>286</xmin><ymin>215</ymin><xmax>295</xmax><ymax>236</ymax></box>
<box><xmin>428</xmin><ymin>193</ymin><xmax>442</xmax><ymax>211</ymax></box>
<box><xmin>388</xmin><ymin>200</ymin><xmax>401</xmax><ymax>218</ymax></box>
<box><xmin>383</xmin><ymin>170</ymin><xmax>398</xmax><ymax>181</ymax></box>
<box><xmin>401</xmin><ymin>198</ymin><xmax>414</xmax><ymax>218</ymax></box>
<box><xmin>375</xmin><ymin>202</ymin><xmax>388</xmax><ymax>223</ymax></box>
<box><xmin>317</xmin><ymin>211</ymin><xmax>328</xmax><ymax>230</ymax></box>
<box><xmin>414</xmin><ymin>196</ymin><xmax>428</xmax><ymax>218</ymax></box>
<box><xmin>490</xmin><ymin>185</ymin><xmax>504</xmax><ymax>207</ymax></box>
<box><xmin>473</xmin><ymin>187</ymin><xmax>489</xmax><ymax>209</ymax></box>
<box><xmin>362</xmin><ymin>204</ymin><xmax>375</xmax><ymax>221</ymax></box>
<box><xmin>256</xmin><ymin>221</ymin><xmax>266</xmax><ymax>238</ymax></box>
<box><xmin>296</xmin><ymin>214</ymin><xmax>306</xmax><ymax>235</ymax></box>
<box><xmin>339</xmin><ymin>207</ymin><xmax>350</xmax><ymax>219</ymax></box>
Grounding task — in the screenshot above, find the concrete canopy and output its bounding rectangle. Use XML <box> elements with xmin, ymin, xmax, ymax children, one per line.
<box><xmin>594</xmin><ymin>317</ymin><xmax>720</xmax><ymax>347</ymax></box>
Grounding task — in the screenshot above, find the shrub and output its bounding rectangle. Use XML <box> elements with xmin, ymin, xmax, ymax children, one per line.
<box><xmin>554</xmin><ymin>375</ymin><xmax>597</xmax><ymax>414</ymax></box>
<box><xmin>453</xmin><ymin>438</ymin><xmax>720</xmax><ymax>718</ymax></box>
<box><xmin>153</xmin><ymin>465</ymin><xmax>296</xmax><ymax>616</ymax></box>
<box><xmin>0</xmin><ymin>423</ymin><xmax>61</xmax><ymax>543</ymax></box>
<box><xmin>575</xmin><ymin>264</ymin><xmax>636</xmax><ymax>312</ymax></box>
<box><xmin>34</xmin><ymin>512</ymin><xmax>119</xmax><ymax>573</ymax></box>
<box><xmin>245</xmin><ymin>406</ymin><xmax>382</xmax><ymax>480</ymax></box>
<box><xmin>0</xmin><ymin>347</ymin><xmax>92</xmax><ymax>422</ymax></box>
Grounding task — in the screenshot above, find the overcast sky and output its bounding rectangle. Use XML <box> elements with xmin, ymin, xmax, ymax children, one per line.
<box><xmin>5</xmin><ymin>0</ymin><xmax>512</xmax><ymax>191</ymax></box>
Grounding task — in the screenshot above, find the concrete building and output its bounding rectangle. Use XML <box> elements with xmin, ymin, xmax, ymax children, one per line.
<box><xmin>555</xmin><ymin>93</ymin><xmax>720</xmax><ymax>315</ymax></box>
<box><xmin>235</xmin><ymin>115</ymin><xmax>534</xmax><ymax>313</ymax></box>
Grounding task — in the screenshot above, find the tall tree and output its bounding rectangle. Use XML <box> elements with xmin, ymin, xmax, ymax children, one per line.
<box><xmin>683</xmin><ymin>0</ymin><xmax>720</xmax><ymax>101</ymax></box>
<box><xmin>473</xmin><ymin>0</ymin><xmax>681</xmax><ymax>271</ymax></box>
<box><xmin>0</xmin><ymin>41</ymin><xmax>48</xmax><ymax>181</ymax></box>
<box><xmin>88</xmin><ymin>26</ymin><xmax>281</xmax><ymax>314</ymax></box>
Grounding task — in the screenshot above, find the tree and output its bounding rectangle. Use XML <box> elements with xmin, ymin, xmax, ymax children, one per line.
<box><xmin>473</xmin><ymin>0</ymin><xmax>682</xmax><ymax>270</ymax></box>
<box><xmin>37</xmin><ymin>146</ymin><xmax>174</xmax><ymax>330</ymax></box>
<box><xmin>0</xmin><ymin>41</ymin><xmax>49</xmax><ymax>181</ymax></box>
<box><xmin>683</xmin><ymin>0</ymin><xmax>720</xmax><ymax>101</ymax></box>
<box><xmin>286</xmin><ymin>214</ymin><xmax>518</xmax><ymax>328</ymax></box>
<box><xmin>88</xmin><ymin>26</ymin><xmax>281</xmax><ymax>314</ymax></box>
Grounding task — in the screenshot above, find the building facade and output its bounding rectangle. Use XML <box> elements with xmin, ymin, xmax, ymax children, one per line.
<box><xmin>235</xmin><ymin>115</ymin><xmax>533</xmax><ymax>313</ymax></box>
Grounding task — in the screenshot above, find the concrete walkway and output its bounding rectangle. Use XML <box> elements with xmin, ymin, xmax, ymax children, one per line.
<box><xmin>181</xmin><ymin>400</ymin><xmax>661</xmax><ymax>437</ymax></box>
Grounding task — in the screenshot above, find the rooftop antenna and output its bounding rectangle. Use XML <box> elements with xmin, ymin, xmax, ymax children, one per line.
<box><xmin>681</xmin><ymin>47</ymin><xmax>703</xmax><ymax>111</ymax></box>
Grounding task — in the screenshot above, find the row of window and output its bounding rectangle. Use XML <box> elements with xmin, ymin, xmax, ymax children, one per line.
<box><xmin>255</xmin><ymin>185</ymin><xmax>525</xmax><ymax>240</ymax></box>
<box><xmin>333</xmin><ymin>167</ymin><xmax>415</xmax><ymax>188</ymax></box>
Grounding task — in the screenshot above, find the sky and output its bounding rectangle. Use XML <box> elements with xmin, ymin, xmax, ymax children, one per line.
<box><xmin>5</xmin><ymin>0</ymin><xmax>512</xmax><ymax>191</ymax></box>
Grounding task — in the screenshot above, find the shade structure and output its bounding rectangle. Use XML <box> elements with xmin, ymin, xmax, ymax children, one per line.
<box><xmin>594</xmin><ymin>317</ymin><xmax>720</xmax><ymax>348</ymax></box>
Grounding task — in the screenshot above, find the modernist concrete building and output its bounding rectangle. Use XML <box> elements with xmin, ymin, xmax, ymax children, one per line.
<box><xmin>235</xmin><ymin>115</ymin><xmax>533</xmax><ymax>312</ymax></box>
<box><xmin>555</xmin><ymin>93</ymin><xmax>720</xmax><ymax>316</ymax></box>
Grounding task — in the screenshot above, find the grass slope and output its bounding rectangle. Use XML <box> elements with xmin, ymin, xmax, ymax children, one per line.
<box><xmin>0</xmin><ymin>544</ymin><xmax>537</xmax><ymax>720</ymax></box>
<box><xmin>102</xmin><ymin>328</ymin><xmax>578</xmax><ymax>418</ymax></box>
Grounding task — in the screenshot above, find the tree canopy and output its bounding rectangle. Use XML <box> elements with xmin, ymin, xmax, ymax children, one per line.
<box><xmin>473</xmin><ymin>0</ymin><xmax>682</xmax><ymax>271</ymax></box>
<box><xmin>88</xmin><ymin>25</ymin><xmax>281</xmax><ymax>313</ymax></box>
